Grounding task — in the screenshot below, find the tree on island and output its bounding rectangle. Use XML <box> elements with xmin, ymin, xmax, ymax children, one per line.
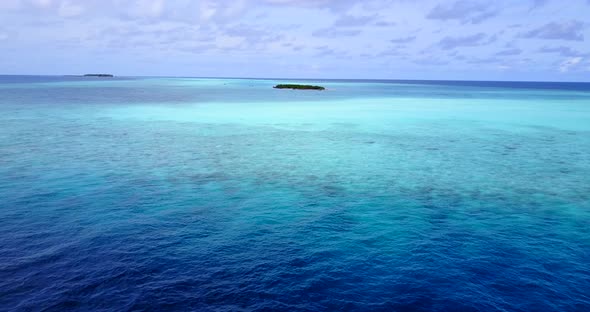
<box><xmin>84</xmin><ymin>74</ymin><xmax>114</xmax><ymax>77</ymax></box>
<box><xmin>274</xmin><ymin>84</ymin><xmax>325</xmax><ymax>90</ymax></box>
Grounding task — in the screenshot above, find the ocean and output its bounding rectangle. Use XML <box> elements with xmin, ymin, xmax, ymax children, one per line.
<box><xmin>1</xmin><ymin>75</ymin><xmax>589</xmax><ymax>311</ymax></box>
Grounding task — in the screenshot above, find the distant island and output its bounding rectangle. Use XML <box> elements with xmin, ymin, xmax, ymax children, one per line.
<box><xmin>274</xmin><ymin>84</ymin><xmax>325</xmax><ymax>90</ymax></box>
<box><xmin>84</xmin><ymin>74</ymin><xmax>114</xmax><ymax>77</ymax></box>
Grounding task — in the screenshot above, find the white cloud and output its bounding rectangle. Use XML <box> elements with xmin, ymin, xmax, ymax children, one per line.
<box><xmin>58</xmin><ymin>1</ymin><xmax>83</xmax><ymax>17</ymax></box>
<box><xmin>198</xmin><ymin>1</ymin><xmax>218</xmax><ymax>21</ymax></box>
<box><xmin>559</xmin><ymin>57</ymin><xmax>583</xmax><ymax>72</ymax></box>
<box><xmin>29</xmin><ymin>0</ymin><xmax>53</xmax><ymax>9</ymax></box>
<box><xmin>126</xmin><ymin>0</ymin><xmax>165</xmax><ymax>18</ymax></box>
<box><xmin>0</xmin><ymin>0</ymin><xmax>22</xmax><ymax>10</ymax></box>
<box><xmin>2</xmin><ymin>0</ymin><xmax>590</xmax><ymax>80</ymax></box>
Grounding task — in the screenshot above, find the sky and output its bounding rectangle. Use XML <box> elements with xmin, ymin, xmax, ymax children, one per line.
<box><xmin>0</xmin><ymin>0</ymin><xmax>589</xmax><ymax>81</ymax></box>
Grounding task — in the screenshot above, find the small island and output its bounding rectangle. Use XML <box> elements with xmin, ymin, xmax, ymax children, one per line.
<box><xmin>84</xmin><ymin>74</ymin><xmax>114</xmax><ymax>77</ymax></box>
<box><xmin>274</xmin><ymin>84</ymin><xmax>325</xmax><ymax>90</ymax></box>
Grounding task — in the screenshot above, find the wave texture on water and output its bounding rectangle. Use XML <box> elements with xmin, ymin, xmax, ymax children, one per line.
<box><xmin>0</xmin><ymin>77</ymin><xmax>589</xmax><ymax>311</ymax></box>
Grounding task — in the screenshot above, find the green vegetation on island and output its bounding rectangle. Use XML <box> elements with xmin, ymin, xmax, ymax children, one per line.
<box><xmin>274</xmin><ymin>84</ymin><xmax>325</xmax><ymax>90</ymax></box>
<box><xmin>84</xmin><ymin>74</ymin><xmax>114</xmax><ymax>77</ymax></box>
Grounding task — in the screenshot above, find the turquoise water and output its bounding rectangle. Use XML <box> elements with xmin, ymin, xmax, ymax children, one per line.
<box><xmin>1</xmin><ymin>76</ymin><xmax>589</xmax><ymax>311</ymax></box>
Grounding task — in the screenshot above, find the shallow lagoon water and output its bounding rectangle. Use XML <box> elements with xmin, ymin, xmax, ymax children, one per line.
<box><xmin>1</xmin><ymin>76</ymin><xmax>589</xmax><ymax>311</ymax></box>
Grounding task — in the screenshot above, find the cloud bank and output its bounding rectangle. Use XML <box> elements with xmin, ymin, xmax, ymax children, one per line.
<box><xmin>0</xmin><ymin>0</ymin><xmax>589</xmax><ymax>81</ymax></box>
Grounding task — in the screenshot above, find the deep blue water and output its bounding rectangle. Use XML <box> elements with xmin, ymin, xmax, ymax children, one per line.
<box><xmin>1</xmin><ymin>76</ymin><xmax>589</xmax><ymax>311</ymax></box>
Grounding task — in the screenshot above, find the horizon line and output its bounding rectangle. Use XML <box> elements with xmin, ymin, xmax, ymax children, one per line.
<box><xmin>1</xmin><ymin>74</ymin><xmax>589</xmax><ymax>84</ymax></box>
